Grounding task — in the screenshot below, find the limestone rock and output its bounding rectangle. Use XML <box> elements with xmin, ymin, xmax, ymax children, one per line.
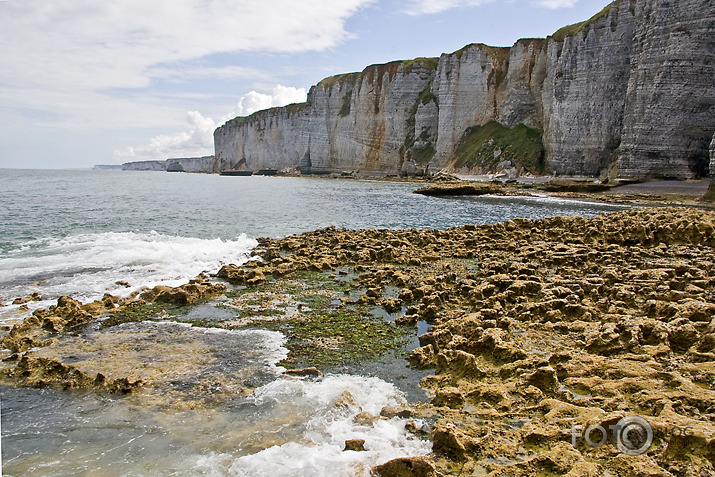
<box><xmin>12</xmin><ymin>292</ymin><xmax>41</xmax><ymax>305</ymax></box>
<box><xmin>343</xmin><ymin>438</ymin><xmax>366</xmax><ymax>452</ymax></box>
<box><xmin>335</xmin><ymin>390</ymin><xmax>360</xmax><ymax>409</ymax></box>
<box><xmin>122</xmin><ymin>156</ymin><xmax>216</xmax><ymax>172</ymax></box>
<box><xmin>525</xmin><ymin>366</ymin><xmax>559</xmax><ymax>392</ymax></box>
<box><xmin>380</xmin><ymin>406</ymin><xmax>413</xmax><ymax>419</ymax></box>
<box><xmin>372</xmin><ymin>456</ymin><xmax>440</xmax><ymax>477</ymax></box>
<box><xmin>284</xmin><ymin>367</ymin><xmax>322</xmax><ymax>377</ymax></box>
<box><xmin>353</xmin><ymin>411</ymin><xmax>379</xmax><ymax>426</ymax></box>
<box><xmin>214</xmin><ymin>0</ymin><xmax>714</xmax><ymax>179</ymax></box>
<box><xmin>140</xmin><ymin>282</ymin><xmax>226</xmax><ymax>305</ymax></box>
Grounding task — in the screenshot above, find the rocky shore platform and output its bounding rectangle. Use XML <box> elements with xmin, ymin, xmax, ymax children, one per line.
<box><xmin>2</xmin><ymin>206</ymin><xmax>715</xmax><ymax>475</ymax></box>
<box><xmin>414</xmin><ymin>178</ymin><xmax>714</xmax><ymax>208</ymax></box>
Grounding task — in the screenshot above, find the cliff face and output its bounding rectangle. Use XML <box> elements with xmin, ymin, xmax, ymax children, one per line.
<box><xmin>541</xmin><ymin>1</ymin><xmax>635</xmax><ymax>176</ymax></box>
<box><xmin>431</xmin><ymin>41</ymin><xmax>547</xmax><ymax>170</ymax></box>
<box><xmin>122</xmin><ymin>156</ymin><xmax>216</xmax><ymax>172</ymax></box>
<box><xmin>122</xmin><ymin>160</ymin><xmax>167</xmax><ymax>171</ymax></box>
<box><xmin>214</xmin><ymin>0</ymin><xmax>715</xmax><ymax>179</ymax></box>
<box><xmin>166</xmin><ymin>156</ymin><xmax>216</xmax><ymax>172</ymax></box>
<box><xmin>215</xmin><ymin>61</ymin><xmax>437</xmax><ymax>176</ymax></box>
<box><xmin>618</xmin><ymin>0</ymin><xmax>715</xmax><ymax>178</ymax></box>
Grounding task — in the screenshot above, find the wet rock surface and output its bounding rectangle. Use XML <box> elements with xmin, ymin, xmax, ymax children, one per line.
<box><xmin>236</xmin><ymin>207</ymin><xmax>715</xmax><ymax>475</ymax></box>
<box><xmin>1</xmin><ymin>207</ymin><xmax>715</xmax><ymax>474</ymax></box>
<box><xmin>372</xmin><ymin>456</ymin><xmax>440</xmax><ymax>477</ymax></box>
<box><xmin>413</xmin><ymin>179</ymin><xmax>715</xmax><ymax>207</ymax></box>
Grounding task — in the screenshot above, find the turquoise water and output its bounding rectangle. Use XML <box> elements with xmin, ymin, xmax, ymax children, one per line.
<box><xmin>0</xmin><ymin>169</ymin><xmax>627</xmax><ymax>476</ymax></box>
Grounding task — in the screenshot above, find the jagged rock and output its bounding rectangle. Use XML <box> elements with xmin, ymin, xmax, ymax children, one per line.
<box><xmin>396</xmin><ymin>314</ymin><xmax>419</xmax><ymax>326</ymax></box>
<box><xmin>140</xmin><ymin>282</ymin><xmax>226</xmax><ymax>305</ymax></box>
<box><xmin>11</xmin><ymin>355</ymin><xmax>142</xmax><ymax>393</ymax></box>
<box><xmin>405</xmin><ymin>420</ymin><xmax>429</xmax><ymax>437</ymax></box>
<box><xmin>525</xmin><ymin>366</ymin><xmax>559</xmax><ymax>392</ymax></box>
<box><xmin>215</xmin><ymin>264</ymin><xmax>245</xmax><ymax>282</ymax></box>
<box><xmin>380</xmin><ymin>406</ymin><xmax>413</xmax><ymax>419</ymax></box>
<box><xmin>381</xmin><ymin>296</ymin><xmax>402</xmax><ymax>313</ymax></box>
<box><xmin>12</xmin><ymin>292</ymin><xmax>41</xmax><ymax>305</ymax></box>
<box><xmin>435</xmin><ymin>350</ymin><xmax>486</xmax><ymax>380</ymax></box>
<box><xmin>698</xmin><ymin>334</ymin><xmax>715</xmax><ymax>353</ymax></box>
<box><xmin>238</xmin><ymin>207</ymin><xmax>715</xmax><ymax>476</ymax></box>
<box><xmin>335</xmin><ymin>390</ymin><xmax>360</xmax><ymax>409</ymax></box>
<box><xmin>668</xmin><ymin>322</ymin><xmax>699</xmax><ymax>352</ymax></box>
<box><xmin>432</xmin><ymin>424</ymin><xmax>468</xmax><ymax>462</ymax></box>
<box><xmin>343</xmin><ymin>439</ymin><xmax>366</xmax><ymax>452</ymax></box>
<box><xmin>432</xmin><ymin>387</ymin><xmax>465</xmax><ymax>409</ymax></box>
<box><xmin>409</xmin><ymin>344</ymin><xmax>435</xmax><ymax>368</ymax></box>
<box><xmin>284</xmin><ymin>367</ymin><xmax>322</xmax><ymax>377</ymax></box>
<box><xmin>372</xmin><ymin>456</ymin><xmax>439</xmax><ymax>477</ymax></box>
<box><xmin>353</xmin><ymin>411</ymin><xmax>379</xmax><ymax>426</ymax></box>
<box><xmin>35</xmin><ymin>296</ymin><xmax>95</xmax><ymax>332</ymax></box>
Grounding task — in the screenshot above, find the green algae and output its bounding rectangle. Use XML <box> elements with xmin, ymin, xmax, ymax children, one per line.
<box><xmin>223</xmin><ymin>267</ymin><xmax>410</xmax><ymax>369</ymax></box>
<box><xmin>277</xmin><ymin>308</ymin><xmax>407</xmax><ymax>369</ymax></box>
<box><xmin>100</xmin><ymin>303</ymin><xmax>173</xmax><ymax>329</ymax></box>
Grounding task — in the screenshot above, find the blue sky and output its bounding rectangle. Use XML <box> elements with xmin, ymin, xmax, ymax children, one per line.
<box><xmin>0</xmin><ymin>0</ymin><xmax>611</xmax><ymax>169</ymax></box>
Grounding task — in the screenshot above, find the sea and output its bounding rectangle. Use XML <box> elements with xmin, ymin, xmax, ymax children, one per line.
<box><xmin>0</xmin><ymin>169</ymin><xmax>627</xmax><ymax>476</ymax></box>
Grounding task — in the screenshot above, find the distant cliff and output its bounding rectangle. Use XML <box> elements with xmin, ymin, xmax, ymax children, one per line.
<box><xmin>214</xmin><ymin>0</ymin><xmax>715</xmax><ymax>179</ymax></box>
<box><xmin>122</xmin><ymin>156</ymin><xmax>216</xmax><ymax>172</ymax></box>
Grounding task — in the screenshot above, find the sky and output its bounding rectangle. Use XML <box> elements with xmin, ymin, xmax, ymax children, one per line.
<box><xmin>0</xmin><ymin>0</ymin><xmax>612</xmax><ymax>169</ymax></box>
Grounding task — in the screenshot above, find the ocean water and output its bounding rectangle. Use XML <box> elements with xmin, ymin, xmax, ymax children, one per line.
<box><xmin>0</xmin><ymin>169</ymin><xmax>627</xmax><ymax>476</ymax></box>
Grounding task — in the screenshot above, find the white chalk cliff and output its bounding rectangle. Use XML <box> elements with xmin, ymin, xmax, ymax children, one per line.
<box><xmin>214</xmin><ymin>0</ymin><xmax>715</xmax><ymax>179</ymax></box>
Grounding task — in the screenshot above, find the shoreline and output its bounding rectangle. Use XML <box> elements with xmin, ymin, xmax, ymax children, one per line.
<box><xmin>413</xmin><ymin>177</ymin><xmax>715</xmax><ymax>208</ymax></box>
<box><xmin>1</xmin><ymin>206</ymin><xmax>715</xmax><ymax>475</ymax></box>
<box><xmin>243</xmin><ymin>206</ymin><xmax>715</xmax><ymax>476</ymax></box>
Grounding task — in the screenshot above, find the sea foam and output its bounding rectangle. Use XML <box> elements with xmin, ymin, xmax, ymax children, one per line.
<box><xmin>190</xmin><ymin>374</ymin><xmax>432</xmax><ymax>477</ymax></box>
<box><xmin>0</xmin><ymin>231</ymin><xmax>257</xmax><ymax>315</ymax></box>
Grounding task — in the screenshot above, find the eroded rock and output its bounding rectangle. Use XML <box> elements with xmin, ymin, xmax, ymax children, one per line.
<box><xmin>372</xmin><ymin>456</ymin><xmax>440</xmax><ymax>477</ymax></box>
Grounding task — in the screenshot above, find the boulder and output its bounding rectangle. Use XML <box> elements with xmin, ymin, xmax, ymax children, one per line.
<box><xmin>372</xmin><ymin>456</ymin><xmax>439</xmax><ymax>477</ymax></box>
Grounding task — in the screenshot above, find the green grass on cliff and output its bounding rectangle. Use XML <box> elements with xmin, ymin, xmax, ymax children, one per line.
<box><xmin>454</xmin><ymin>44</ymin><xmax>510</xmax><ymax>62</ymax></box>
<box><xmin>318</xmin><ymin>57</ymin><xmax>438</xmax><ymax>92</ymax></box>
<box><xmin>453</xmin><ymin>121</ymin><xmax>544</xmax><ymax>174</ymax></box>
<box><xmin>319</xmin><ymin>72</ymin><xmax>360</xmax><ymax>90</ymax></box>
<box><xmin>283</xmin><ymin>102</ymin><xmax>308</xmax><ymax>115</ymax></box>
<box><xmin>418</xmin><ymin>82</ymin><xmax>436</xmax><ymax>106</ymax></box>
<box><xmin>401</xmin><ymin>57</ymin><xmax>439</xmax><ymax>73</ymax></box>
<box><xmin>551</xmin><ymin>1</ymin><xmax>614</xmax><ymax>41</ymax></box>
<box><xmin>222</xmin><ymin>102</ymin><xmax>307</xmax><ymax>126</ymax></box>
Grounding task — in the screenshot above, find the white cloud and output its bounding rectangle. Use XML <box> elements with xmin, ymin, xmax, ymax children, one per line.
<box><xmin>114</xmin><ymin>84</ymin><xmax>307</xmax><ymax>161</ymax></box>
<box><xmin>532</xmin><ymin>0</ymin><xmax>577</xmax><ymax>8</ymax></box>
<box><xmin>407</xmin><ymin>0</ymin><xmax>577</xmax><ymax>15</ymax></box>
<box><xmin>0</xmin><ymin>0</ymin><xmax>374</xmax><ymax>131</ymax></box>
<box><xmin>236</xmin><ymin>85</ymin><xmax>308</xmax><ymax>116</ymax></box>
<box><xmin>113</xmin><ymin>110</ymin><xmax>217</xmax><ymax>161</ymax></box>
<box><xmin>149</xmin><ymin>65</ymin><xmax>268</xmax><ymax>82</ymax></box>
<box><xmin>406</xmin><ymin>0</ymin><xmax>494</xmax><ymax>15</ymax></box>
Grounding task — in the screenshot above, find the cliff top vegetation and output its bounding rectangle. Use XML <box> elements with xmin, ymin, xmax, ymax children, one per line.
<box><xmin>551</xmin><ymin>0</ymin><xmax>615</xmax><ymax>42</ymax></box>
<box><xmin>318</xmin><ymin>57</ymin><xmax>439</xmax><ymax>90</ymax></box>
